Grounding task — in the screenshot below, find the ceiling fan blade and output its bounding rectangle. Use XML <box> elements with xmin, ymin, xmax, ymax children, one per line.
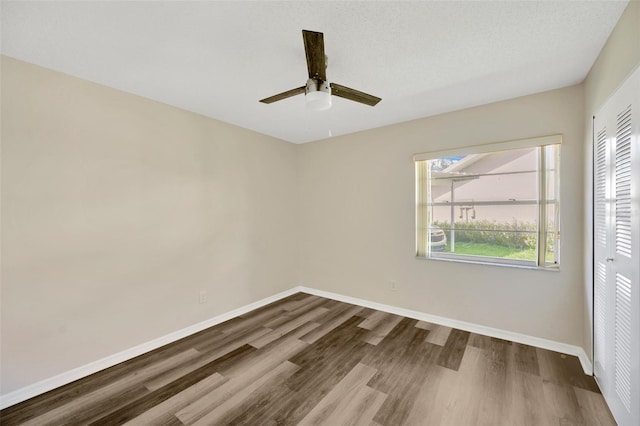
<box><xmin>259</xmin><ymin>86</ymin><xmax>306</xmax><ymax>104</ymax></box>
<box><xmin>302</xmin><ymin>30</ymin><xmax>327</xmax><ymax>82</ymax></box>
<box><xmin>330</xmin><ymin>83</ymin><xmax>381</xmax><ymax>106</ymax></box>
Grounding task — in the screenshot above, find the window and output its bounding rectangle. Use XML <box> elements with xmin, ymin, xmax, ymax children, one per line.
<box><xmin>415</xmin><ymin>135</ymin><xmax>561</xmax><ymax>269</ymax></box>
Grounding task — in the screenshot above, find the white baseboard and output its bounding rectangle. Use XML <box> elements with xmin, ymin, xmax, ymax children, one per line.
<box><xmin>0</xmin><ymin>287</ymin><xmax>300</xmax><ymax>410</ymax></box>
<box><xmin>1</xmin><ymin>284</ymin><xmax>593</xmax><ymax>410</ymax></box>
<box><xmin>297</xmin><ymin>286</ymin><xmax>593</xmax><ymax>376</ymax></box>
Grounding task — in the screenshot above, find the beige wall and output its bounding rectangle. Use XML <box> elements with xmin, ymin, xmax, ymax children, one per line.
<box><xmin>582</xmin><ymin>1</ymin><xmax>640</xmax><ymax>362</ymax></box>
<box><xmin>585</xmin><ymin>1</ymin><xmax>640</xmax><ymax>113</ymax></box>
<box><xmin>0</xmin><ymin>56</ymin><xmax>298</xmax><ymax>394</ymax></box>
<box><xmin>298</xmin><ymin>84</ymin><xmax>585</xmax><ymax>346</ymax></box>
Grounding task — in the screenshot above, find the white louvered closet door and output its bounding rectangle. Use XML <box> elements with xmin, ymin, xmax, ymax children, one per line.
<box><xmin>593</xmin><ymin>66</ymin><xmax>639</xmax><ymax>426</ymax></box>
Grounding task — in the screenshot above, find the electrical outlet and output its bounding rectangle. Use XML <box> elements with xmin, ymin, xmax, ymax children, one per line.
<box><xmin>199</xmin><ymin>290</ymin><xmax>208</xmax><ymax>304</ymax></box>
<box><xmin>389</xmin><ymin>280</ymin><xmax>398</xmax><ymax>291</ymax></box>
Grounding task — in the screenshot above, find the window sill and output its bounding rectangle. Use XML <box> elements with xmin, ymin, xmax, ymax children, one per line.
<box><xmin>416</xmin><ymin>254</ymin><xmax>560</xmax><ymax>272</ymax></box>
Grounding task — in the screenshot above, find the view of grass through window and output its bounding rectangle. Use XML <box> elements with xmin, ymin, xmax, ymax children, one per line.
<box><xmin>433</xmin><ymin>219</ymin><xmax>538</xmax><ymax>261</ymax></box>
<box><xmin>432</xmin><ymin>220</ymin><xmax>556</xmax><ymax>262</ymax></box>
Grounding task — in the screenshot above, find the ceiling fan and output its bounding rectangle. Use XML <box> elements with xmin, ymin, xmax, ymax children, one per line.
<box><xmin>259</xmin><ymin>30</ymin><xmax>381</xmax><ymax>110</ymax></box>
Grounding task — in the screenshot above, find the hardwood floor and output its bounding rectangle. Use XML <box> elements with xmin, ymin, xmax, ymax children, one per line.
<box><xmin>0</xmin><ymin>293</ymin><xmax>615</xmax><ymax>425</ymax></box>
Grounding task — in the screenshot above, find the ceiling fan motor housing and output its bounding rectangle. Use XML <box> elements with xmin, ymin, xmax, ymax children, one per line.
<box><xmin>305</xmin><ymin>78</ymin><xmax>332</xmax><ymax>110</ymax></box>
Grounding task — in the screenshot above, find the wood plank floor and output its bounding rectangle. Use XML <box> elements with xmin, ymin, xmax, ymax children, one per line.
<box><xmin>0</xmin><ymin>293</ymin><xmax>616</xmax><ymax>425</ymax></box>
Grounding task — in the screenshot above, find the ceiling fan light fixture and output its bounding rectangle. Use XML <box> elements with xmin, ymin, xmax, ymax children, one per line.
<box><xmin>305</xmin><ymin>78</ymin><xmax>332</xmax><ymax>111</ymax></box>
<box><xmin>306</xmin><ymin>90</ymin><xmax>332</xmax><ymax>111</ymax></box>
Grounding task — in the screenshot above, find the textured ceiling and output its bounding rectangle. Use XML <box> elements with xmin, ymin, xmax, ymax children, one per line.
<box><xmin>1</xmin><ymin>1</ymin><xmax>629</xmax><ymax>143</ymax></box>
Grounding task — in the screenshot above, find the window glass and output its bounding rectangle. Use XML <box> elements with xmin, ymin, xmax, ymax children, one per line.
<box><xmin>417</xmin><ymin>143</ymin><xmax>560</xmax><ymax>269</ymax></box>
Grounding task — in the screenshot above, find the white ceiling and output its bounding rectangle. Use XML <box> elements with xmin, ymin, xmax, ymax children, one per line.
<box><xmin>1</xmin><ymin>1</ymin><xmax>629</xmax><ymax>144</ymax></box>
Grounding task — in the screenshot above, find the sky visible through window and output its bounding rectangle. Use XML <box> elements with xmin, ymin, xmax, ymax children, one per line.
<box><xmin>429</xmin><ymin>156</ymin><xmax>465</xmax><ymax>172</ymax></box>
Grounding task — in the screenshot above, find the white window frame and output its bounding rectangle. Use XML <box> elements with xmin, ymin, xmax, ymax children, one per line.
<box><xmin>414</xmin><ymin>135</ymin><xmax>562</xmax><ymax>270</ymax></box>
